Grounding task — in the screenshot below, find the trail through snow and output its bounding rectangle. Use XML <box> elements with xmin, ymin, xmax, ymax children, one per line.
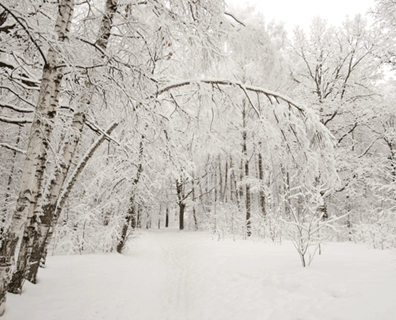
<box><xmin>3</xmin><ymin>228</ymin><xmax>396</xmax><ymax>320</ymax></box>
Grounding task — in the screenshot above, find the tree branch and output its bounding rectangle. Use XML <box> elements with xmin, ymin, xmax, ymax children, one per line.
<box><xmin>0</xmin><ymin>143</ymin><xmax>26</xmax><ymax>154</ymax></box>
<box><xmin>0</xmin><ymin>86</ymin><xmax>36</xmax><ymax>107</ymax></box>
<box><xmin>0</xmin><ymin>103</ymin><xmax>34</xmax><ymax>113</ymax></box>
<box><xmin>0</xmin><ymin>3</ymin><xmax>47</xmax><ymax>65</ymax></box>
<box><xmin>0</xmin><ymin>116</ymin><xmax>32</xmax><ymax>124</ymax></box>
<box><xmin>85</xmin><ymin>119</ymin><xmax>121</xmax><ymax>146</ymax></box>
<box><xmin>154</xmin><ymin>79</ymin><xmax>306</xmax><ymax>114</ymax></box>
<box><xmin>337</xmin><ymin>122</ymin><xmax>358</xmax><ymax>145</ymax></box>
<box><xmin>224</xmin><ymin>11</ymin><xmax>245</xmax><ymax>27</ymax></box>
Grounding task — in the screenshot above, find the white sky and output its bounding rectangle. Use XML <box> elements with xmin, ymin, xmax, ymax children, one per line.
<box><xmin>227</xmin><ymin>0</ymin><xmax>376</xmax><ymax>33</ymax></box>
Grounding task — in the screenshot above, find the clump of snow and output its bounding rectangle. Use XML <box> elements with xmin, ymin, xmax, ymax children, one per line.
<box><xmin>4</xmin><ymin>229</ymin><xmax>396</xmax><ymax>320</ymax></box>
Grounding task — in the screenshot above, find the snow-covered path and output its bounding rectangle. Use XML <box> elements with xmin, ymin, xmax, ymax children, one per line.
<box><xmin>3</xmin><ymin>228</ymin><xmax>396</xmax><ymax>320</ymax></box>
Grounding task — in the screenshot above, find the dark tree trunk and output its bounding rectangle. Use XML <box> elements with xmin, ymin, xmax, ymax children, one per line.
<box><xmin>165</xmin><ymin>207</ymin><xmax>169</xmax><ymax>228</ymax></box>
<box><xmin>117</xmin><ymin>200</ymin><xmax>135</xmax><ymax>253</ymax></box>
<box><xmin>117</xmin><ymin>136</ymin><xmax>144</xmax><ymax>253</ymax></box>
<box><xmin>176</xmin><ymin>179</ymin><xmax>185</xmax><ymax>230</ymax></box>
<box><xmin>258</xmin><ymin>152</ymin><xmax>266</xmax><ymax>218</ymax></box>
<box><xmin>178</xmin><ymin>203</ymin><xmax>185</xmax><ymax>230</ymax></box>
<box><xmin>192</xmin><ymin>176</ymin><xmax>198</xmax><ymax>230</ymax></box>
<box><xmin>242</xmin><ymin>104</ymin><xmax>251</xmax><ymax>237</ymax></box>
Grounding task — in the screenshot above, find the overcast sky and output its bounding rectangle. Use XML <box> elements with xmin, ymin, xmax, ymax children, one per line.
<box><xmin>227</xmin><ymin>0</ymin><xmax>376</xmax><ymax>32</ymax></box>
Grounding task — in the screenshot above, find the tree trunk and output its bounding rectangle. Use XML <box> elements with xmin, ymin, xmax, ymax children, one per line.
<box><xmin>13</xmin><ymin>0</ymin><xmax>119</xmax><ymax>288</ymax></box>
<box><xmin>258</xmin><ymin>152</ymin><xmax>266</xmax><ymax>218</ymax></box>
<box><xmin>178</xmin><ymin>203</ymin><xmax>186</xmax><ymax>231</ymax></box>
<box><xmin>12</xmin><ymin>112</ymin><xmax>85</xmax><ymax>289</ymax></box>
<box><xmin>0</xmin><ymin>0</ymin><xmax>75</xmax><ymax>313</ymax></box>
<box><xmin>242</xmin><ymin>104</ymin><xmax>251</xmax><ymax>237</ymax></box>
<box><xmin>176</xmin><ymin>179</ymin><xmax>185</xmax><ymax>230</ymax></box>
<box><xmin>218</xmin><ymin>155</ymin><xmax>223</xmax><ymax>202</ymax></box>
<box><xmin>0</xmin><ymin>126</ymin><xmax>22</xmax><ymax>240</ymax></box>
<box><xmin>229</xmin><ymin>155</ymin><xmax>235</xmax><ymax>202</ymax></box>
<box><xmin>192</xmin><ymin>174</ymin><xmax>198</xmax><ymax>230</ymax></box>
<box><xmin>157</xmin><ymin>205</ymin><xmax>161</xmax><ymax>229</ymax></box>
<box><xmin>223</xmin><ymin>160</ymin><xmax>228</xmax><ymax>203</ymax></box>
<box><xmin>37</xmin><ymin>122</ymin><xmax>118</xmax><ymax>266</ymax></box>
<box><xmin>117</xmin><ymin>196</ymin><xmax>135</xmax><ymax>253</ymax></box>
<box><xmin>165</xmin><ymin>207</ymin><xmax>169</xmax><ymax>228</ymax></box>
<box><xmin>137</xmin><ymin>204</ymin><xmax>142</xmax><ymax>229</ymax></box>
<box><xmin>117</xmin><ymin>136</ymin><xmax>144</xmax><ymax>253</ymax></box>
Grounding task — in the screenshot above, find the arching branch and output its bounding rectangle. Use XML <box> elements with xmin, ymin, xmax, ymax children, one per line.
<box><xmin>154</xmin><ymin>79</ymin><xmax>306</xmax><ymax>114</ymax></box>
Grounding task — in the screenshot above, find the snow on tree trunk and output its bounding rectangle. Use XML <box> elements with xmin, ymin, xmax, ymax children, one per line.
<box><xmin>242</xmin><ymin>103</ymin><xmax>251</xmax><ymax>237</ymax></box>
<box><xmin>0</xmin><ymin>0</ymin><xmax>75</xmax><ymax>313</ymax></box>
<box><xmin>25</xmin><ymin>112</ymin><xmax>85</xmax><ymax>284</ymax></box>
<box><xmin>117</xmin><ymin>136</ymin><xmax>144</xmax><ymax>253</ymax></box>
<box><xmin>258</xmin><ymin>151</ymin><xmax>266</xmax><ymax>218</ymax></box>
<box><xmin>39</xmin><ymin>122</ymin><xmax>118</xmax><ymax>264</ymax></box>
<box><xmin>0</xmin><ymin>126</ymin><xmax>22</xmax><ymax>239</ymax></box>
<box><xmin>25</xmin><ymin>0</ymin><xmax>118</xmax><ymax>281</ymax></box>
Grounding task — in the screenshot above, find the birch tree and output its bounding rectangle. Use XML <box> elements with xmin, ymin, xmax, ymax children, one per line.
<box><xmin>0</xmin><ymin>0</ymin><xmax>75</xmax><ymax>314</ymax></box>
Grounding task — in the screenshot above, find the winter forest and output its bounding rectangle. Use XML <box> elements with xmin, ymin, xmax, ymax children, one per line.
<box><xmin>0</xmin><ymin>0</ymin><xmax>396</xmax><ymax>318</ymax></box>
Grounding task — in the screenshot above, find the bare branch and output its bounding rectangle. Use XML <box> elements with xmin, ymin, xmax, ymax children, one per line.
<box><xmin>0</xmin><ymin>103</ymin><xmax>34</xmax><ymax>113</ymax></box>
<box><xmin>0</xmin><ymin>143</ymin><xmax>26</xmax><ymax>154</ymax></box>
<box><xmin>337</xmin><ymin>122</ymin><xmax>358</xmax><ymax>145</ymax></box>
<box><xmin>236</xmin><ymin>83</ymin><xmax>260</xmax><ymax>117</ymax></box>
<box><xmin>0</xmin><ymin>86</ymin><xmax>36</xmax><ymax>107</ymax></box>
<box><xmin>0</xmin><ymin>3</ymin><xmax>48</xmax><ymax>65</ymax></box>
<box><xmin>0</xmin><ymin>116</ymin><xmax>32</xmax><ymax>124</ymax></box>
<box><xmin>323</xmin><ymin>109</ymin><xmax>338</xmax><ymax>126</ymax></box>
<box><xmin>85</xmin><ymin>119</ymin><xmax>121</xmax><ymax>146</ymax></box>
<box><xmin>358</xmin><ymin>135</ymin><xmax>383</xmax><ymax>158</ymax></box>
<box><xmin>224</xmin><ymin>11</ymin><xmax>245</xmax><ymax>27</ymax></box>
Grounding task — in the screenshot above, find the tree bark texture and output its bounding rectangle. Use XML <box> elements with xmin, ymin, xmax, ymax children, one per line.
<box><xmin>24</xmin><ymin>112</ymin><xmax>85</xmax><ymax>284</ymax></box>
<box><xmin>176</xmin><ymin>179</ymin><xmax>185</xmax><ymax>230</ymax></box>
<box><xmin>191</xmin><ymin>176</ymin><xmax>198</xmax><ymax>230</ymax></box>
<box><xmin>1</xmin><ymin>126</ymin><xmax>22</xmax><ymax>239</ymax></box>
<box><xmin>39</xmin><ymin>122</ymin><xmax>119</xmax><ymax>263</ymax></box>
<box><xmin>117</xmin><ymin>136</ymin><xmax>144</xmax><ymax>253</ymax></box>
<box><xmin>242</xmin><ymin>104</ymin><xmax>251</xmax><ymax>237</ymax></box>
<box><xmin>258</xmin><ymin>152</ymin><xmax>266</xmax><ymax>218</ymax></box>
<box><xmin>0</xmin><ymin>0</ymin><xmax>75</xmax><ymax>313</ymax></box>
<box><xmin>25</xmin><ymin>0</ymin><xmax>119</xmax><ymax>279</ymax></box>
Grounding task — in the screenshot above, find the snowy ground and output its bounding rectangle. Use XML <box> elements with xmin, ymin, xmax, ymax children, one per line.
<box><xmin>4</xmin><ymin>228</ymin><xmax>396</xmax><ymax>320</ymax></box>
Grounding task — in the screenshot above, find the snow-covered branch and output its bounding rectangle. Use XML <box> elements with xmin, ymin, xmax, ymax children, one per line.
<box><xmin>0</xmin><ymin>103</ymin><xmax>34</xmax><ymax>114</ymax></box>
<box><xmin>0</xmin><ymin>143</ymin><xmax>26</xmax><ymax>154</ymax></box>
<box><xmin>0</xmin><ymin>86</ymin><xmax>36</xmax><ymax>107</ymax></box>
<box><xmin>85</xmin><ymin>120</ymin><xmax>121</xmax><ymax>146</ymax></box>
<box><xmin>154</xmin><ymin>79</ymin><xmax>306</xmax><ymax>114</ymax></box>
<box><xmin>0</xmin><ymin>116</ymin><xmax>32</xmax><ymax>124</ymax></box>
<box><xmin>0</xmin><ymin>3</ymin><xmax>47</xmax><ymax>65</ymax></box>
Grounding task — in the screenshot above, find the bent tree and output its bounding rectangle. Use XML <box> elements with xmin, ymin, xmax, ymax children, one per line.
<box><xmin>153</xmin><ymin>78</ymin><xmax>337</xmax><ymax>235</ymax></box>
<box><xmin>0</xmin><ymin>0</ymin><xmax>75</xmax><ymax>315</ymax></box>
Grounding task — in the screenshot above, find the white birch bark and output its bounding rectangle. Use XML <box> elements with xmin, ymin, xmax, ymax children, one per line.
<box><xmin>11</xmin><ymin>0</ymin><xmax>118</xmax><ymax>287</ymax></box>
<box><xmin>0</xmin><ymin>0</ymin><xmax>75</xmax><ymax>314</ymax></box>
<box><xmin>25</xmin><ymin>0</ymin><xmax>119</xmax><ymax>283</ymax></box>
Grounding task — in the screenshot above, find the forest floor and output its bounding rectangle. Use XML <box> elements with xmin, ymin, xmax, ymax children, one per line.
<box><xmin>3</xmin><ymin>228</ymin><xmax>396</xmax><ymax>320</ymax></box>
